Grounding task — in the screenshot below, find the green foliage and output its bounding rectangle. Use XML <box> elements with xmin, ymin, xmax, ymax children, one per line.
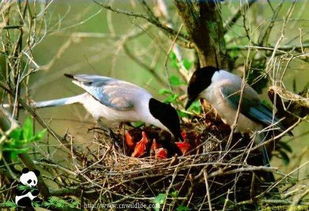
<box><xmin>159</xmin><ymin>88</ymin><xmax>180</xmax><ymax>104</ymax></box>
<box><xmin>170</xmin><ymin>191</ymin><xmax>179</xmax><ymax>198</ymax></box>
<box><xmin>165</xmin><ymin>53</ymin><xmax>197</xmax><ymax>118</ymax></box>
<box><xmin>159</xmin><ymin>84</ymin><xmax>202</xmax><ymax>118</ymax></box>
<box><xmin>131</xmin><ymin>121</ymin><xmax>145</xmax><ymax>128</ymax></box>
<box><xmin>182</xmin><ymin>58</ymin><xmax>193</xmax><ymax>71</ymax></box>
<box><xmin>159</xmin><ymin>88</ymin><xmax>173</xmax><ymax>96</ymax></box>
<box><xmin>153</xmin><ymin>191</ymin><xmax>190</xmax><ymax>211</ymax></box>
<box><xmin>0</xmin><ymin>200</ymin><xmax>16</xmax><ymax>208</ymax></box>
<box><xmin>153</xmin><ymin>193</ymin><xmax>167</xmax><ymax>211</ymax></box>
<box><xmin>177</xmin><ymin>110</ymin><xmax>189</xmax><ymax>118</ymax></box>
<box><xmin>169</xmin><ymin>52</ymin><xmax>193</xmax><ymax>71</ymax></box>
<box><xmin>158</xmin><ymin>88</ymin><xmax>190</xmax><ymax>118</ymax></box>
<box><xmin>0</xmin><ymin>117</ymin><xmax>46</xmax><ymax>160</ymax></box>
<box><xmin>188</xmin><ymin>101</ymin><xmax>202</xmax><ymax>114</ymax></box>
<box><xmin>42</xmin><ymin>196</ymin><xmax>80</xmax><ymax>209</ymax></box>
<box><xmin>169</xmin><ymin>52</ymin><xmax>178</xmax><ymax>69</ymax></box>
<box><xmin>228</xmin><ymin>49</ymin><xmax>239</xmax><ymax>60</ymax></box>
<box><xmin>169</xmin><ymin>75</ymin><xmax>186</xmax><ymax>86</ymax></box>
<box><xmin>18</xmin><ymin>184</ymin><xmax>36</xmax><ymax>192</ymax></box>
<box><xmin>176</xmin><ymin>205</ymin><xmax>190</xmax><ymax>211</ymax></box>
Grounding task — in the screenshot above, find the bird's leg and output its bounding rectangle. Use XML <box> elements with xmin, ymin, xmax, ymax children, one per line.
<box><xmin>119</xmin><ymin>122</ymin><xmax>127</xmax><ymax>154</ymax></box>
<box><xmin>255</xmin><ymin>131</ymin><xmax>272</xmax><ymax>166</ymax></box>
<box><xmin>118</xmin><ymin>122</ymin><xmax>124</xmax><ymax>133</ymax></box>
<box><xmin>254</xmin><ymin>132</ymin><xmax>276</xmax><ymax>183</ymax></box>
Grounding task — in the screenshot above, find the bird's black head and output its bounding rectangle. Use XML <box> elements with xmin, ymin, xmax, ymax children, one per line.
<box><xmin>185</xmin><ymin>66</ymin><xmax>219</xmax><ymax>109</ymax></box>
<box><xmin>149</xmin><ymin>98</ymin><xmax>183</xmax><ymax>141</ymax></box>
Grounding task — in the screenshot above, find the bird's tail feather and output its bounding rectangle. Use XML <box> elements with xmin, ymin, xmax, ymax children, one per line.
<box><xmin>1</xmin><ymin>94</ymin><xmax>84</xmax><ymax>109</ymax></box>
<box><xmin>256</xmin><ymin>133</ymin><xmax>276</xmax><ymax>182</ymax></box>
<box><xmin>32</xmin><ymin>94</ymin><xmax>84</xmax><ymax>108</ymax></box>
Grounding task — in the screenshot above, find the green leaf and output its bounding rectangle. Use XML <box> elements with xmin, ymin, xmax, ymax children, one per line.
<box><xmin>182</xmin><ymin>58</ymin><xmax>192</xmax><ymax>71</ymax></box>
<box><xmin>153</xmin><ymin>193</ymin><xmax>167</xmax><ymax>211</ymax></box>
<box><xmin>229</xmin><ymin>49</ymin><xmax>239</xmax><ymax>60</ymax></box>
<box><xmin>169</xmin><ymin>75</ymin><xmax>185</xmax><ymax>86</ymax></box>
<box><xmin>163</xmin><ymin>94</ymin><xmax>179</xmax><ymax>104</ymax></box>
<box><xmin>170</xmin><ymin>191</ymin><xmax>179</xmax><ymax>198</ymax></box>
<box><xmin>177</xmin><ymin>110</ymin><xmax>189</xmax><ymax>118</ymax></box>
<box><xmin>154</xmin><ymin>193</ymin><xmax>166</xmax><ymax>204</ymax></box>
<box><xmin>169</xmin><ymin>52</ymin><xmax>179</xmax><ymax>69</ymax></box>
<box><xmin>176</xmin><ymin>205</ymin><xmax>190</xmax><ymax>211</ymax></box>
<box><xmin>8</xmin><ymin>128</ymin><xmax>22</xmax><ymax>140</ymax></box>
<box><xmin>4</xmin><ymin>147</ymin><xmax>28</xmax><ymax>160</ymax></box>
<box><xmin>10</xmin><ymin>151</ymin><xmax>19</xmax><ymax>161</ymax></box>
<box><xmin>33</xmin><ymin>201</ymin><xmax>41</xmax><ymax>207</ymax></box>
<box><xmin>159</xmin><ymin>88</ymin><xmax>173</xmax><ymax>95</ymax></box>
<box><xmin>31</xmin><ymin>129</ymin><xmax>47</xmax><ymax>142</ymax></box>
<box><xmin>1</xmin><ymin>117</ymin><xmax>47</xmax><ymax>161</ymax></box>
<box><xmin>3</xmin><ymin>147</ymin><xmax>28</xmax><ymax>153</ymax></box>
<box><xmin>131</xmin><ymin>121</ymin><xmax>144</xmax><ymax>128</ymax></box>
<box><xmin>171</xmin><ymin>60</ymin><xmax>179</xmax><ymax>69</ymax></box>
<box><xmin>189</xmin><ymin>101</ymin><xmax>202</xmax><ymax>114</ymax></box>
<box><xmin>169</xmin><ymin>52</ymin><xmax>176</xmax><ymax>60</ymax></box>
<box><xmin>0</xmin><ymin>201</ymin><xmax>16</xmax><ymax>208</ymax></box>
<box><xmin>22</xmin><ymin>117</ymin><xmax>33</xmax><ymax>140</ymax></box>
<box><xmin>43</xmin><ymin>196</ymin><xmax>80</xmax><ymax>209</ymax></box>
<box><xmin>18</xmin><ymin>185</ymin><xmax>32</xmax><ymax>191</ymax></box>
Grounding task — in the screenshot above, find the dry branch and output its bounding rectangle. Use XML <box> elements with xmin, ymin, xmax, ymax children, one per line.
<box><xmin>269</xmin><ymin>86</ymin><xmax>309</xmax><ymax>109</ymax></box>
<box><xmin>93</xmin><ymin>0</ymin><xmax>192</xmax><ymax>47</ymax></box>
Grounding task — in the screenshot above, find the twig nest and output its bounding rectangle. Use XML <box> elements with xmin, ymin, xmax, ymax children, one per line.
<box><xmin>83</xmin><ymin>121</ymin><xmax>275</xmax><ymax>210</ymax></box>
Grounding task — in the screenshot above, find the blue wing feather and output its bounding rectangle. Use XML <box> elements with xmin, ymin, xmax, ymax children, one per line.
<box><xmin>68</xmin><ymin>74</ymin><xmax>136</xmax><ymax>111</ymax></box>
<box><xmin>220</xmin><ymin>86</ymin><xmax>283</xmax><ymax>129</ymax></box>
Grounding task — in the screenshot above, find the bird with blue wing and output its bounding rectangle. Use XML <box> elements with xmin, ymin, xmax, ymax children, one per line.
<box><xmin>10</xmin><ymin>74</ymin><xmax>184</xmax><ymax>156</ymax></box>
<box><xmin>185</xmin><ymin>66</ymin><xmax>292</xmax><ymax>181</ymax></box>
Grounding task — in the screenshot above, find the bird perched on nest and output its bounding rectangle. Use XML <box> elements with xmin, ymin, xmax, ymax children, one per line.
<box><xmin>28</xmin><ymin>74</ymin><xmax>183</xmax><ymax>145</ymax></box>
<box><xmin>185</xmin><ymin>66</ymin><xmax>291</xmax><ymax>167</ymax></box>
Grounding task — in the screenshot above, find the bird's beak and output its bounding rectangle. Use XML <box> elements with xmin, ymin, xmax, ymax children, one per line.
<box><xmin>185</xmin><ymin>98</ymin><xmax>195</xmax><ymax>110</ymax></box>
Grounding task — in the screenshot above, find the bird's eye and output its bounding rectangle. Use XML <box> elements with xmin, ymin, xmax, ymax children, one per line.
<box><xmin>27</xmin><ymin>179</ymin><xmax>32</xmax><ymax>184</ymax></box>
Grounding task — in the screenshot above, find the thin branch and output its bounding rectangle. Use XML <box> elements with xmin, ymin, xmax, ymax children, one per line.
<box><xmin>227</xmin><ymin>43</ymin><xmax>309</xmax><ymax>52</ymax></box>
<box><xmin>157</xmin><ymin>0</ymin><xmax>190</xmax><ymax>82</ymax></box>
<box><xmin>224</xmin><ymin>0</ymin><xmax>257</xmax><ymax>34</ymax></box>
<box><xmin>123</xmin><ymin>43</ymin><xmax>167</xmax><ymax>87</ymax></box>
<box><xmin>93</xmin><ymin>0</ymin><xmax>192</xmax><ymax>45</ymax></box>
<box><xmin>140</xmin><ymin>0</ymin><xmax>158</xmax><ymax>21</ymax></box>
<box><xmin>258</xmin><ymin>0</ymin><xmax>284</xmax><ymax>46</ymax></box>
<box><xmin>208</xmin><ymin>166</ymin><xmax>277</xmax><ymax>178</ymax></box>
